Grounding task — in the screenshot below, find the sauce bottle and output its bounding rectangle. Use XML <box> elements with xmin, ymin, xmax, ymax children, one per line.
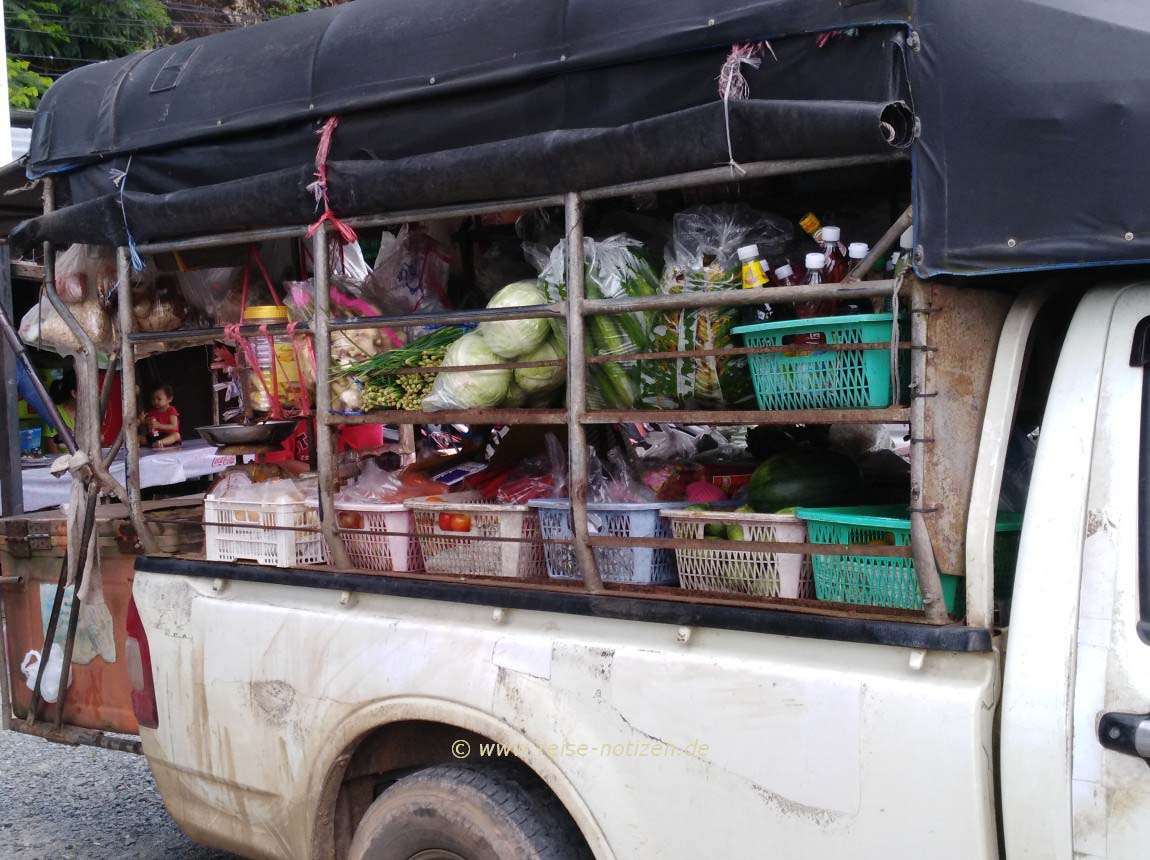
<box><xmin>737</xmin><ymin>244</ymin><xmax>775</xmax><ymax>325</ymax></box>
<box><xmin>836</xmin><ymin>243</ymin><xmax>873</xmax><ymax>315</ymax></box>
<box><xmin>788</xmin><ymin>252</ymin><xmax>833</xmax><ymax>349</ymax></box>
<box><xmin>820</xmin><ymin>226</ymin><xmax>848</xmax><ymax>283</ymax></box>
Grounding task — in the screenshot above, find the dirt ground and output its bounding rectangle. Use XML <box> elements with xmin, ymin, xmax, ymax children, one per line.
<box><xmin>0</xmin><ymin>729</ymin><xmax>239</xmax><ymax>860</ymax></box>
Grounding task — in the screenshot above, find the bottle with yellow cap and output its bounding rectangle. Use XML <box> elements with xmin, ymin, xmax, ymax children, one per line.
<box><xmin>240</xmin><ymin>304</ymin><xmax>302</xmax><ymax>413</ymax></box>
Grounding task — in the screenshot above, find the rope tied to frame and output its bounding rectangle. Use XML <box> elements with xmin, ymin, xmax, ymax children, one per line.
<box><xmin>717</xmin><ymin>41</ymin><xmax>776</xmax><ymax>176</ymax></box>
<box><xmin>890</xmin><ymin>268</ymin><xmax>903</xmax><ymax>399</ymax></box>
<box><xmin>109</xmin><ymin>156</ymin><xmax>145</xmax><ymax>272</ymax></box>
<box><xmin>306</xmin><ymin>117</ymin><xmax>358</xmax><ymax>244</ymax></box>
<box><xmin>286</xmin><ymin>321</ymin><xmax>313</xmax><ymax>417</ymax></box>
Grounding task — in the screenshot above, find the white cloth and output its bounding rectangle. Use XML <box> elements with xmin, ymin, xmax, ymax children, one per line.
<box><xmin>17</xmin><ymin>439</ymin><xmax>236</xmax><ymax>512</ymax></box>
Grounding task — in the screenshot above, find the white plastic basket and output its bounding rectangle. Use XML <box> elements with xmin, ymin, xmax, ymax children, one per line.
<box><xmin>406</xmin><ymin>492</ymin><xmax>545</xmax><ymax>579</ymax></box>
<box><xmin>204</xmin><ymin>495</ymin><xmax>326</xmax><ymax>568</ymax></box>
<box><xmin>529</xmin><ymin>500</ymin><xmax>690</xmax><ymax>586</ymax></box>
<box><xmin>335</xmin><ymin>501</ymin><xmax>422</xmax><ymax>573</ymax></box>
<box><xmin>662</xmin><ymin>509</ymin><xmax>813</xmax><ymax>598</ymax></box>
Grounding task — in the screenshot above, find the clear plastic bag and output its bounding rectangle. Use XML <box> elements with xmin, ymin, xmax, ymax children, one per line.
<box><xmin>19</xmin><ymin>294</ymin><xmax>118</xmax><ymax>356</ymax></box>
<box><xmin>361</xmin><ymin>225</ymin><xmax>451</xmax><ymax>316</ymax></box>
<box><xmin>55</xmin><ymin>244</ymin><xmax>116</xmax><ymax>304</ymax></box>
<box><xmin>528</xmin><ymin>234</ymin><xmax>658</xmax><ymax>410</ymax></box>
<box><xmin>174</xmin><ymin>266</ymin><xmax>245</xmax><ymax>326</ymax></box>
<box><xmin>648</xmin><ymin>204</ymin><xmax>792</xmax><ymax>409</ymax></box>
<box><xmin>588</xmin><ymin>447</ymin><xmax>655</xmax><ymax>504</ymax></box>
<box><xmin>21</xmin><ymin>644</ymin><xmax>72</xmax><ymax>703</ymax></box>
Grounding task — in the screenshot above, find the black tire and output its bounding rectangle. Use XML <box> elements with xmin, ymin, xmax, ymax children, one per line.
<box><xmin>348</xmin><ymin>763</ymin><xmax>591</xmax><ymax>860</ymax></box>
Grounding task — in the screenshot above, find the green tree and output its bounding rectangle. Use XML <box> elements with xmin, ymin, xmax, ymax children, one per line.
<box><xmin>6</xmin><ymin>0</ymin><xmax>170</xmax><ymax>108</ymax></box>
<box><xmin>267</xmin><ymin>0</ymin><xmax>329</xmax><ymax>16</ymax></box>
<box><xmin>7</xmin><ymin>57</ymin><xmax>53</xmax><ymax>109</ymax></box>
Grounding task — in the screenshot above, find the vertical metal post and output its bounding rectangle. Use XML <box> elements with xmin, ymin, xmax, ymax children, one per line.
<box><xmin>0</xmin><ymin>242</ymin><xmax>23</xmax><ymax>516</ymax></box>
<box><xmin>564</xmin><ymin>192</ymin><xmax>604</xmax><ymax>592</ymax></box>
<box><xmin>313</xmin><ymin>231</ymin><xmax>351</xmax><ymax>568</ymax></box>
<box><xmin>909</xmin><ymin>277</ymin><xmax>950</xmax><ymax>624</ymax></box>
<box><xmin>399</xmin><ymin>424</ymin><xmax>417</xmax><ymax>466</ymax></box>
<box><xmin>115</xmin><ymin>248</ymin><xmax>159</xmax><ymax>554</ymax></box>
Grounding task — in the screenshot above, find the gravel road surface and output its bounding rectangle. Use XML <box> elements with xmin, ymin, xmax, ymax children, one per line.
<box><xmin>0</xmin><ymin>729</ymin><xmax>240</xmax><ymax>860</ymax></box>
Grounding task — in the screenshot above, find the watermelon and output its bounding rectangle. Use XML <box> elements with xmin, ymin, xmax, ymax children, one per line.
<box><xmin>747</xmin><ymin>448</ymin><xmax>863</xmax><ymax>513</ymax></box>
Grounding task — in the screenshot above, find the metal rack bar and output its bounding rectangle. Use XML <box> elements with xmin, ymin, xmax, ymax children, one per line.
<box><xmin>564</xmin><ymin>192</ymin><xmax>604</xmax><ymax>593</ymax></box>
<box><xmin>908</xmin><ymin>277</ymin><xmax>950</xmax><ymax>624</ymax></box>
<box><xmin>325</xmin><ymin>408</ymin><xmax>567</xmax><ymax>426</ymax></box>
<box><xmin>133</xmin><ymin>154</ymin><xmax>902</xmax><ymax>257</ymax></box>
<box><xmin>313</xmin><ymin>233</ymin><xmax>352</xmax><ymax>569</ymax></box>
<box><xmin>126</xmin><ymin>302</ymin><xmax>567</xmax><ymax>345</ymax></box>
<box><xmin>583</xmin><ymin>279</ymin><xmax>899</xmax><ymax>316</ymax></box>
<box><xmin>116</xmin><ymin>247</ymin><xmax>160</xmax><ymax>554</ymax></box>
<box><xmin>582</xmin><ymin>408</ymin><xmax>910</xmax><ymax>426</ymax></box>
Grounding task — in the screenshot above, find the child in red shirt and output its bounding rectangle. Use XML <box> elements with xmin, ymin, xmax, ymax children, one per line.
<box><xmin>141</xmin><ymin>382</ymin><xmax>181</xmax><ymax>449</ymax></box>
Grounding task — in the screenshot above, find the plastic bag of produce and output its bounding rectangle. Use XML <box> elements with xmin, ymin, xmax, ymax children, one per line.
<box><xmin>647</xmin><ymin>204</ymin><xmax>791</xmax><ymax>409</ymax></box>
<box><xmin>285</xmin><ymin>276</ymin><xmax>401</xmax><ymax>412</ymax></box>
<box><xmin>174</xmin><ymin>266</ymin><xmax>245</xmax><ymax>325</ymax></box>
<box><xmin>55</xmin><ymin>244</ymin><xmax>116</xmax><ymax>305</ymax></box>
<box><xmin>19</xmin><ymin>294</ymin><xmax>118</xmax><ymax>356</ymax></box>
<box><xmin>527</xmin><ymin>235</ymin><xmax>658</xmax><ymax>410</ymax></box>
<box><xmin>423</xmin><ymin>331</ymin><xmax>511</xmax><ymax>412</ymax></box>
<box><xmin>361</xmin><ymin>225</ymin><xmax>451</xmax><ymax>317</ymax></box>
<box><xmin>131</xmin><ymin>268</ymin><xmax>189</xmax><ymax>333</ymax></box>
<box><xmin>588</xmin><ymin>447</ymin><xmax>655</xmax><ymax>504</ymax></box>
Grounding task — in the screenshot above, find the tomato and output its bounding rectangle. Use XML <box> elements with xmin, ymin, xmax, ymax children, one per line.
<box><xmin>439</xmin><ymin>512</ymin><xmax>472</xmax><ymax>532</ymax></box>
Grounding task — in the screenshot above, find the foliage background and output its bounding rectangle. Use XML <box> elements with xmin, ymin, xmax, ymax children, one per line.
<box><xmin>5</xmin><ymin>0</ymin><xmax>346</xmax><ymax>108</ymax></box>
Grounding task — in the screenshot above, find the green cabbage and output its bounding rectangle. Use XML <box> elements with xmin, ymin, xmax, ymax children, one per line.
<box><xmin>514</xmin><ymin>337</ymin><xmax>565</xmax><ymax>394</ymax></box>
<box><xmin>479</xmin><ymin>280</ymin><xmax>551</xmax><ymax>358</ymax></box>
<box><xmin>502</xmin><ymin>379</ymin><xmax>529</xmax><ymax>407</ymax></box>
<box><xmin>423</xmin><ymin>332</ymin><xmax>511</xmax><ymax>410</ymax></box>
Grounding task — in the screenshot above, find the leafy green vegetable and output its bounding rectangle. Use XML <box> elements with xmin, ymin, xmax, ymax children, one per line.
<box><xmin>478</xmin><ymin>280</ymin><xmax>552</xmax><ymax>359</ymax></box>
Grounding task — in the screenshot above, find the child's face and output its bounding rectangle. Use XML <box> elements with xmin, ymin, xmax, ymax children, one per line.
<box><xmin>151</xmin><ymin>389</ymin><xmax>172</xmax><ymax>410</ymax></box>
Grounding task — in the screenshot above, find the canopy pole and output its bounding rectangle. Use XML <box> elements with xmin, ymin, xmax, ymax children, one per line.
<box><xmin>313</xmin><ymin>231</ymin><xmax>351</xmax><ymax>568</ymax></box>
<box><xmin>564</xmin><ymin>192</ymin><xmax>604</xmax><ymax>593</ymax></box>
<box><xmin>116</xmin><ymin>247</ymin><xmax>160</xmax><ymax>554</ymax></box>
<box><xmin>845</xmin><ymin>205</ymin><xmax>912</xmax><ymax>284</ymax></box>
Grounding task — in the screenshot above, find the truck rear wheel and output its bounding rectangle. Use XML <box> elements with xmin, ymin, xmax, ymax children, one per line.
<box><xmin>348</xmin><ymin>763</ymin><xmax>590</xmax><ymax>860</ymax></box>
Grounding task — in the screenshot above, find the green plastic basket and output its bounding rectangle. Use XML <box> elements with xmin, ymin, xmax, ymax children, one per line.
<box><xmin>794</xmin><ymin>505</ymin><xmax>1023</xmax><ymax>614</ymax></box>
<box><xmin>731</xmin><ymin>313</ymin><xmax>904</xmax><ymax>411</ymax></box>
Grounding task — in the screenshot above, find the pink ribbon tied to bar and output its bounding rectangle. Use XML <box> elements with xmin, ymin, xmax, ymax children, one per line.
<box><xmin>307</xmin><ymin>117</ymin><xmax>359</xmax><ymax>244</ymax></box>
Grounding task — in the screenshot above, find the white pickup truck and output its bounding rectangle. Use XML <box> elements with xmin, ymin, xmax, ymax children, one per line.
<box><xmin>31</xmin><ymin>282</ymin><xmax>1136</xmax><ymax>860</ymax></box>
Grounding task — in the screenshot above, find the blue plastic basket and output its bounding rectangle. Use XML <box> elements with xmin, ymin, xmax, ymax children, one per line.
<box><xmin>732</xmin><ymin>313</ymin><xmax>904</xmax><ymax>411</ymax></box>
<box><xmin>529</xmin><ymin>499</ymin><xmax>690</xmax><ymax>585</ymax></box>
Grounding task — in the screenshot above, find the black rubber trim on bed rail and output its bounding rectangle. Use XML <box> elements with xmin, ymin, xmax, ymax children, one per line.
<box><xmin>136</xmin><ymin>556</ymin><xmax>994</xmax><ymax>653</ymax></box>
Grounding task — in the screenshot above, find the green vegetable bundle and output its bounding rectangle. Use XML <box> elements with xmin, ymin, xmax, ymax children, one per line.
<box><xmin>530</xmin><ymin>234</ymin><xmax>658</xmax><ymax>410</ymax></box>
<box><xmin>332</xmin><ymin>326</ymin><xmax>465</xmax><ymax>411</ymax></box>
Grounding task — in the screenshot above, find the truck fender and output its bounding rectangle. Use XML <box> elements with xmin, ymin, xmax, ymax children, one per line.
<box><xmin>304</xmin><ymin>695</ymin><xmax>615</xmax><ymax>860</ymax></box>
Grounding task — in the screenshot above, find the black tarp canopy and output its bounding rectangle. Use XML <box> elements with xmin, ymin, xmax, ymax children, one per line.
<box><xmin>14</xmin><ymin>0</ymin><xmax>1150</xmax><ymax>277</ymax></box>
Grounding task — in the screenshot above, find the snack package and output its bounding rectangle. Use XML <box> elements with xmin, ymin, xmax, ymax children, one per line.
<box><xmin>647</xmin><ymin>205</ymin><xmax>791</xmax><ymax>409</ymax></box>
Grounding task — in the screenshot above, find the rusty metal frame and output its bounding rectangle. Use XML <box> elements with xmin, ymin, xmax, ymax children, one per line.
<box><xmin>85</xmin><ymin>153</ymin><xmax>975</xmax><ymax>627</ymax></box>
